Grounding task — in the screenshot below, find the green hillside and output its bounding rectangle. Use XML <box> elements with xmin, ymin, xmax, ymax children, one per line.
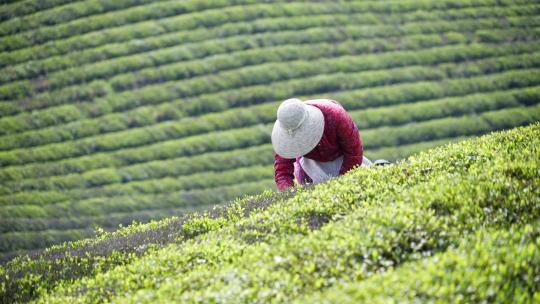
<box><xmin>1</xmin><ymin>123</ymin><xmax>539</xmax><ymax>303</ymax></box>
<box><xmin>0</xmin><ymin>0</ymin><xmax>540</xmax><ymax>261</ymax></box>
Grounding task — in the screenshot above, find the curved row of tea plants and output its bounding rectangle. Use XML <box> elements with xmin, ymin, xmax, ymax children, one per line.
<box><xmin>0</xmin><ymin>170</ymin><xmax>275</xmax><ymax>219</ymax></box>
<box><xmin>0</xmin><ymin>165</ymin><xmax>273</xmax><ymax>208</ymax></box>
<box><xmin>0</xmin><ymin>0</ymin><xmax>84</xmax><ymax>23</ymax></box>
<box><xmin>0</xmin><ymin>144</ymin><xmax>274</xmax><ymax>195</ymax></box>
<box><xmin>305</xmin><ymin>222</ymin><xmax>540</xmax><ymax>303</ymax></box>
<box><xmin>0</xmin><ymin>0</ymin><xmax>207</xmax><ymax>38</ymax></box>
<box><xmin>0</xmin><ymin>178</ymin><xmax>276</xmax><ymax>254</ymax></box>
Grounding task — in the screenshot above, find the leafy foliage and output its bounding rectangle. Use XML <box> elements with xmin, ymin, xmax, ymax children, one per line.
<box><xmin>2</xmin><ymin>122</ymin><xmax>538</xmax><ymax>303</ymax></box>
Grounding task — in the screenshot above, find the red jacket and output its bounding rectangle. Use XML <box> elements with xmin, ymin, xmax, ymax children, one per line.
<box><xmin>274</xmin><ymin>100</ymin><xmax>363</xmax><ymax>191</ymax></box>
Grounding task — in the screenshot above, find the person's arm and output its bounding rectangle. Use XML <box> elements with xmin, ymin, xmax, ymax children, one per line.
<box><xmin>336</xmin><ymin>109</ymin><xmax>363</xmax><ymax>175</ymax></box>
<box><xmin>274</xmin><ymin>153</ymin><xmax>295</xmax><ymax>192</ymax></box>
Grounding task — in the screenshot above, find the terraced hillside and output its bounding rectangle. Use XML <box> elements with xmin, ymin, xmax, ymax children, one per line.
<box><xmin>0</xmin><ymin>0</ymin><xmax>540</xmax><ymax>262</ymax></box>
<box><xmin>1</xmin><ymin>123</ymin><xmax>539</xmax><ymax>303</ymax></box>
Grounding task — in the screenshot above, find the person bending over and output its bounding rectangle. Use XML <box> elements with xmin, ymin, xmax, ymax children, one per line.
<box><xmin>271</xmin><ymin>98</ymin><xmax>373</xmax><ymax>192</ymax></box>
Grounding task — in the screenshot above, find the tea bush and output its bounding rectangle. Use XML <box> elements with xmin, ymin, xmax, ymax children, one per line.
<box><xmin>305</xmin><ymin>223</ymin><xmax>540</xmax><ymax>303</ymax></box>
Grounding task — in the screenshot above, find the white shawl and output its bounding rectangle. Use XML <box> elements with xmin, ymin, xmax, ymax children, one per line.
<box><xmin>300</xmin><ymin>156</ymin><xmax>373</xmax><ymax>184</ymax></box>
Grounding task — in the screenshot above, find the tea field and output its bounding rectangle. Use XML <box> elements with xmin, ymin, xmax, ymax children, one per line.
<box><xmin>0</xmin><ymin>0</ymin><xmax>540</xmax><ymax>262</ymax></box>
<box><xmin>1</xmin><ymin>122</ymin><xmax>539</xmax><ymax>303</ymax></box>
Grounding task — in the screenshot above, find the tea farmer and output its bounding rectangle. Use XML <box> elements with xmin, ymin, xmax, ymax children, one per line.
<box><xmin>272</xmin><ymin>98</ymin><xmax>372</xmax><ymax>192</ymax></box>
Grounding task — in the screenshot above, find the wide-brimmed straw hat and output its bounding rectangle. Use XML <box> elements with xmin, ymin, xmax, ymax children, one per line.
<box><xmin>271</xmin><ymin>98</ymin><xmax>325</xmax><ymax>159</ymax></box>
